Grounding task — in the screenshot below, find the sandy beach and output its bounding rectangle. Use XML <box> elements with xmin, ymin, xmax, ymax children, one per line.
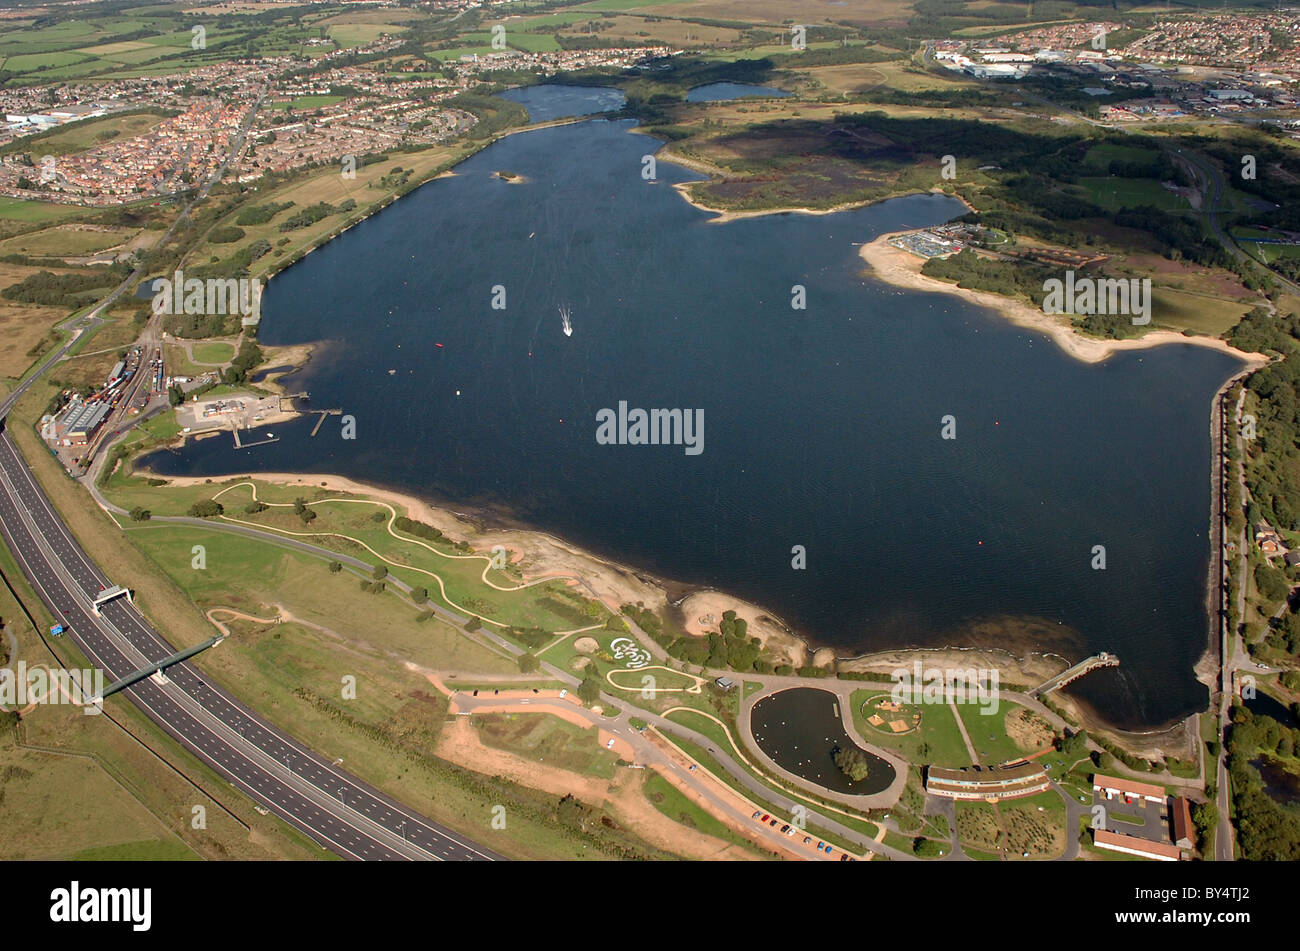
<box><xmin>858</xmin><ymin>231</ymin><xmax>1271</xmax><ymax>367</ymax></box>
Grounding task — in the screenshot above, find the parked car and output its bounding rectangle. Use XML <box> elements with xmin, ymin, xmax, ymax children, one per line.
<box><xmin>761</xmin><ymin>814</ymin><xmax>770</xmax><ymax>822</ymax></box>
<box><xmin>752</xmin><ymin>811</ymin><xmax>762</xmax><ymax>820</ymax></box>
<box><xmin>803</xmin><ymin>836</ymin><xmax>812</xmax><ymax>845</ymax></box>
<box><xmin>780</xmin><ymin>824</ymin><xmax>790</xmax><ymax>833</ymax></box>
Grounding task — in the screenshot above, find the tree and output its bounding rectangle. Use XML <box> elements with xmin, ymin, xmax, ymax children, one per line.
<box><xmin>411</xmin><ymin>586</ymin><xmax>427</xmax><ymax>603</ymax></box>
<box><xmin>577</xmin><ymin>673</ymin><xmax>602</xmax><ymax>704</ymax></box>
<box><xmin>464</xmin><ymin>615</ymin><xmax>481</xmax><ymax>632</ymax></box>
<box><xmin>167</xmin><ymin>383</ymin><xmax>184</xmax><ymax>406</ymax></box>
<box><xmin>187</xmin><ymin>499</ymin><xmax>223</xmax><ymax>517</ymax></box>
<box><xmin>371</xmin><ymin>565</ymin><xmax>388</xmax><ymax>581</ymax></box>
<box><xmin>1059</xmin><ymin>728</ymin><xmax>1088</xmax><ymax>758</ymax></box>
<box><xmin>128</xmin><ymin>506</ymin><xmax>151</xmax><ymax>521</ymax></box>
<box><xmin>328</xmin><ymin>561</ymin><xmax>342</xmax><ymax>573</ymax></box>
<box><xmin>833</xmin><ymin>746</ymin><xmax>872</xmax><ymax>782</ymax></box>
<box><xmin>913</xmin><ymin>837</ymin><xmax>942</xmax><ymax>857</ymax></box>
<box><xmin>517</xmin><ymin>653</ymin><xmax>540</xmax><ymax>674</ymax></box>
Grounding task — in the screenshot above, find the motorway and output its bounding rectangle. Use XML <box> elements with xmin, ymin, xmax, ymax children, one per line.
<box><xmin>0</xmin><ymin>425</ymin><xmax>500</xmax><ymax>860</ymax></box>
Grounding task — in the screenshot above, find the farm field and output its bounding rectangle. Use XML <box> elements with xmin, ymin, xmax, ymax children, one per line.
<box><xmin>0</xmin><ymin>225</ymin><xmax>134</xmax><ymax>257</ymax></box>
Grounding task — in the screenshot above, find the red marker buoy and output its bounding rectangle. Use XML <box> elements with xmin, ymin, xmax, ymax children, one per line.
<box><xmin>435</xmin><ymin>342</ymin><xmax>444</xmax><ymax>349</ymax></box>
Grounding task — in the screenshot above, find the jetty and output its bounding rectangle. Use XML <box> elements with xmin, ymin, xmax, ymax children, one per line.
<box><xmin>1028</xmin><ymin>652</ymin><xmax>1120</xmax><ymax>698</ymax></box>
<box><xmin>309</xmin><ymin>408</ymin><xmax>342</xmax><ymax>437</ymax></box>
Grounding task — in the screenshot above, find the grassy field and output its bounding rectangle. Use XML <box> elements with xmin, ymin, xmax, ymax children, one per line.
<box><xmin>102</xmin><ymin>475</ymin><xmax>613</xmax><ymax>637</ymax></box>
<box><xmin>471</xmin><ymin>712</ymin><xmax>619</xmax><ymax>778</ymax></box>
<box><xmin>3</xmin><ymin>112</ymin><xmax>166</xmax><ymax>158</ymax></box>
<box><xmin>956</xmin><ymin>700</ymin><xmax>1052</xmax><ymax>766</ymax></box>
<box><xmin>555</xmin><ymin>14</ymin><xmax>744</xmax><ymax>47</ymax></box>
<box><xmin>849</xmin><ymin>689</ymin><xmax>973</xmax><ymax>768</ymax></box>
<box><xmin>0</xmin><ymin>225</ymin><xmax>134</xmax><ymax>257</ymax></box>
<box><xmin>191</xmin><ymin>340</ymin><xmax>236</xmax><ymax>364</ymax></box>
<box><xmin>0</xmin><ymin>299</ymin><xmax>68</xmax><ymax>380</ymax></box>
<box><xmin>121</xmin><ymin>522</ymin><xmax>518</xmax><ymax>676</ymax></box>
<box><xmin>1078</xmin><ymin>176</ymin><xmax>1189</xmax><ymax>214</ymax></box>
<box><xmin>0</xmin><ymin>198</ymin><xmax>86</xmax><ymax>224</ymax></box>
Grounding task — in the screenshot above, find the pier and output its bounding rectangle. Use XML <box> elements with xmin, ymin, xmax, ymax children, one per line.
<box><xmin>231</xmin><ymin>423</ymin><xmax>279</xmax><ymax>449</ymax></box>
<box><xmin>309</xmin><ymin>408</ymin><xmax>342</xmax><ymax>437</ymax></box>
<box><xmin>1028</xmin><ymin>652</ymin><xmax>1120</xmax><ymax>698</ymax></box>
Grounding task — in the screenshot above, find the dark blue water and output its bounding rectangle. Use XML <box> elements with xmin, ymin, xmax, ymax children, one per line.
<box><xmin>686</xmin><ymin>82</ymin><xmax>792</xmax><ymax>102</ymax></box>
<box><xmin>142</xmin><ymin>113</ymin><xmax>1242</xmax><ymax>730</ymax></box>
<box><xmin>750</xmin><ymin>687</ymin><xmax>894</xmax><ymax>795</ymax></box>
<box><xmin>498</xmin><ymin>84</ymin><xmax>625</xmax><ymax>122</ymax></box>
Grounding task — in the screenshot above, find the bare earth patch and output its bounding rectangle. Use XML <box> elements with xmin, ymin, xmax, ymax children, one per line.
<box><xmin>435</xmin><ymin>717</ymin><xmax>756</xmax><ymax>860</ymax></box>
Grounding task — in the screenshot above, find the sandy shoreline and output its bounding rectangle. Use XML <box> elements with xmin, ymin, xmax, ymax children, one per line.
<box><xmin>148</xmin><ymin>468</ymin><xmax>1071</xmax><ymax>680</ymax></box>
<box><xmin>147</xmin><ymin>469</ymin><xmax>1117</xmax><ymax>706</ymax></box>
<box><xmin>857</xmin><ymin>231</ymin><xmax>1270</xmax><ymax>367</ymax></box>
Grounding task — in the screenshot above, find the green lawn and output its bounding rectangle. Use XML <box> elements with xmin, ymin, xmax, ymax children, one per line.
<box><xmin>1078</xmin><ymin>176</ymin><xmax>1188</xmax><ymax>213</ymax></box>
<box><xmin>0</xmin><ymin>198</ymin><xmax>87</xmax><ymax>223</ymax></box>
<box><xmin>191</xmin><ymin>340</ymin><xmax>235</xmax><ymax>364</ymax></box>
<box><xmin>849</xmin><ymin>689</ymin><xmax>972</xmax><ymax>767</ymax></box>
<box><xmin>956</xmin><ymin>700</ymin><xmax>1044</xmax><ymax>766</ymax></box>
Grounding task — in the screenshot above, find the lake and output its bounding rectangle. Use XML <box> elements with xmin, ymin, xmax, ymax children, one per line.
<box><xmin>497</xmin><ymin>84</ymin><xmax>625</xmax><ymax>122</ymax></box>
<box><xmin>143</xmin><ymin>94</ymin><xmax>1243</xmax><ymax>731</ymax></box>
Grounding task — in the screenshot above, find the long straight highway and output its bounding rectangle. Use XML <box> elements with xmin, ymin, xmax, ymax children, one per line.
<box><xmin>0</xmin><ymin>424</ymin><xmax>501</xmax><ymax>861</ymax></box>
